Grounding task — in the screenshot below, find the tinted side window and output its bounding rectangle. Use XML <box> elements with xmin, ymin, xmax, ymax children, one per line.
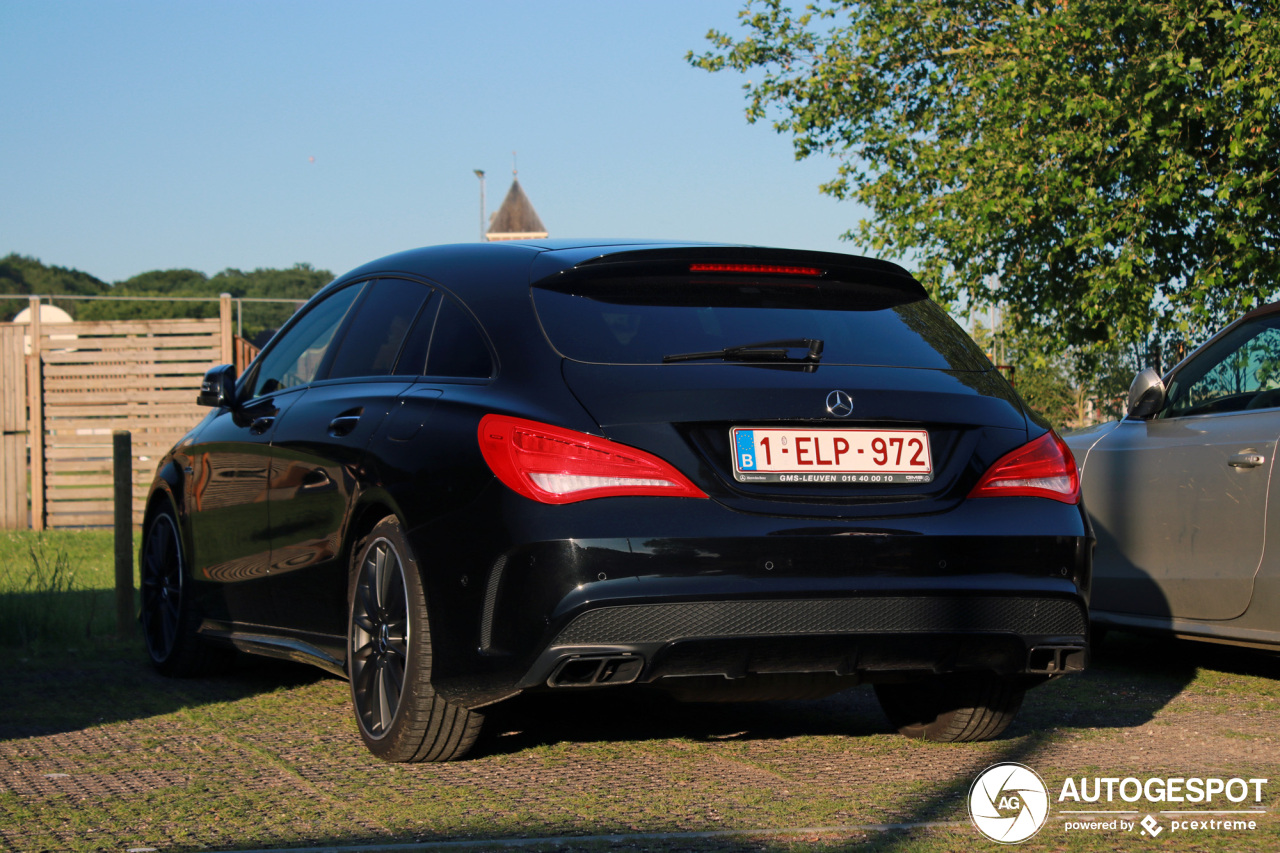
<box><xmin>426</xmin><ymin>297</ymin><xmax>494</xmax><ymax>379</ymax></box>
<box><xmin>328</xmin><ymin>279</ymin><xmax>433</xmax><ymax>379</ymax></box>
<box><xmin>249</xmin><ymin>283</ymin><xmax>363</xmax><ymax>398</ymax></box>
<box><xmin>393</xmin><ymin>298</ymin><xmax>438</xmax><ymax>376</ymax></box>
<box><xmin>1164</xmin><ymin>313</ymin><xmax>1280</xmax><ymax>417</ymax></box>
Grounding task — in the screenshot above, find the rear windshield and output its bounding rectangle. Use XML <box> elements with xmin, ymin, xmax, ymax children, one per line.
<box><xmin>532</xmin><ymin>274</ymin><xmax>990</xmax><ymax>371</ymax></box>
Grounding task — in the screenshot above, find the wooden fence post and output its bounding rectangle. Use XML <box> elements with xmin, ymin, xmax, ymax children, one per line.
<box><xmin>0</xmin><ymin>325</ymin><xmax>27</xmax><ymax>529</ymax></box>
<box><xmin>219</xmin><ymin>293</ymin><xmax>233</xmax><ymax>367</ymax></box>
<box><xmin>27</xmin><ymin>297</ymin><xmax>44</xmax><ymax>531</ymax></box>
<box><xmin>114</xmin><ymin>430</ymin><xmax>134</xmax><ymax>636</ymax></box>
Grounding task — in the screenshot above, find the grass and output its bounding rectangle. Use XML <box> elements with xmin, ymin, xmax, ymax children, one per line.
<box><xmin>0</xmin><ymin>528</ymin><xmax>120</xmax><ymax>586</ymax></box>
<box><xmin>1</xmin><ymin>533</ymin><xmax>1278</xmax><ymax>852</ymax></box>
<box><xmin>0</xmin><ymin>529</ymin><xmax>139</xmax><ymax>648</ymax></box>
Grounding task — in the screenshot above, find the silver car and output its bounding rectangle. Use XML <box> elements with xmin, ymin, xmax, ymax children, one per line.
<box><xmin>1066</xmin><ymin>302</ymin><xmax>1280</xmax><ymax>652</ymax></box>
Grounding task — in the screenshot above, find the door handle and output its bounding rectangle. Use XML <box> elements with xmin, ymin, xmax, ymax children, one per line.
<box><xmin>249</xmin><ymin>416</ymin><xmax>275</xmax><ymax>435</ymax></box>
<box><xmin>300</xmin><ymin>469</ymin><xmax>332</xmax><ymax>490</ymax></box>
<box><xmin>1228</xmin><ymin>452</ymin><xmax>1266</xmax><ymax>469</ymax></box>
<box><xmin>328</xmin><ymin>415</ymin><xmax>361</xmax><ymax>437</ymax></box>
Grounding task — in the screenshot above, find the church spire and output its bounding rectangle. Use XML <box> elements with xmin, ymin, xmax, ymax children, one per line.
<box><xmin>485</xmin><ymin>156</ymin><xmax>548</xmax><ymax>242</ymax></box>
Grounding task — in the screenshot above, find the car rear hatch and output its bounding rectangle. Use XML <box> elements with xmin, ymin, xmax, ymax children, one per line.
<box><xmin>530</xmin><ymin>247</ymin><xmax>1030</xmax><ymax>519</ymax></box>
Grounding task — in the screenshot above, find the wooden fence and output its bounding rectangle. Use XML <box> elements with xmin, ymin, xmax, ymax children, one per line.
<box><xmin>0</xmin><ymin>325</ymin><xmax>26</xmax><ymax>528</ymax></box>
<box><xmin>0</xmin><ymin>294</ymin><xmax>266</xmax><ymax>529</ymax></box>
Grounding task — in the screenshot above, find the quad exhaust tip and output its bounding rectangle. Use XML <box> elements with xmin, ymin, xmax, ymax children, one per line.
<box><xmin>548</xmin><ymin>654</ymin><xmax>644</xmax><ymax>688</ymax></box>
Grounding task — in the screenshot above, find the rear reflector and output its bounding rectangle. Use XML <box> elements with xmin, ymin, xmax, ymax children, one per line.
<box><xmin>689</xmin><ymin>263</ymin><xmax>823</xmax><ymax>276</ymax></box>
<box><xmin>478</xmin><ymin>415</ymin><xmax>708</xmax><ymax>504</ymax></box>
<box><xmin>968</xmin><ymin>431</ymin><xmax>1080</xmax><ymax>504</ymax></box>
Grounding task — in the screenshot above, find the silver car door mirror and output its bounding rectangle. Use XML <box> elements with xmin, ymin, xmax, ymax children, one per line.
<box><xmin>1126</xmin><ymin>367</ymin><xmax>1165</xmax><ymax>419</ymax></box>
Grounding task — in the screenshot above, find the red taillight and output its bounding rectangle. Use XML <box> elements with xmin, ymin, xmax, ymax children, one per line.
<box><xmin>477</xmin><ymin>415</ymin><xmax>708</xmax><ymax>504</ymax></box>
<box><xmin>968</xmin><ymin>431</ymin><xmax>1080</xmax><ymax>504</ymax></box>
<box><xmin>689</xmin><ymin>263</ymin><xmax>823</xmax><ymax>276</ymax></box>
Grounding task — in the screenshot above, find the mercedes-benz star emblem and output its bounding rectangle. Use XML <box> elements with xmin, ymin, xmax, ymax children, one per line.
<box><xmin>826</xmin><ymin>389</ymin><xmax>854</xmax><ymax>417</ymax></box>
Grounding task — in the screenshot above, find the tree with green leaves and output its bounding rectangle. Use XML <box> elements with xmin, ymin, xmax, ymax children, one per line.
<box><xmin>691</xmin><ymin>0</ymin><xmax>1280</xmax><ymax>371</ymax></box>
<box><xmin>0</xmin><ymin>254</ymin><xmax>108</xmax><ymax>305</ymax></box>
<box><xmin>3</xmin><ymin>256</ymin><xmax>330</xmax><ymax>340</ymax></box>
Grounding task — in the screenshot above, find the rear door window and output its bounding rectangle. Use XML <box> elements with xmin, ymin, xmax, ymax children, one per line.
<box><xmin>392</xmin><ymin>297</ymin><xmax>437</xmax><ymax>377</ymax></box>
<box><xmin>327</xmin><ymin>279</ymin><xmax>433</xmax><ymax>379</ymax></box>
<box><xmin>425</xmin><ymin>297</ymin><xmax>494</xmax><ymax>379</ymax></box>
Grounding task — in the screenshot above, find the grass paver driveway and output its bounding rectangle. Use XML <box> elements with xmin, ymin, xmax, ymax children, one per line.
<box><xmin>2</xmin><ymin>633</ymin><xmax>1278</xmax><ymax>852</ymax></box>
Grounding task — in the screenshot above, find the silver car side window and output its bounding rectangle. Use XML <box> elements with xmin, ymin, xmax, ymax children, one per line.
<box><xmin>1164</xmin><ymin>316</ymin><xmax>1280</xmax><ymax>417</ymax></box>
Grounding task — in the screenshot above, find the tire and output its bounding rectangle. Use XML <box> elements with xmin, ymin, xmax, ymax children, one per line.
<box><xmin>347</xmin><ymin>515</ymin><xmax>484</xmax><ymax>762</ymax></box>
<box><xmin>139</xmin><ymin>506</ymin><xmax>231</xmax><ymax>676</ymax></box>
<box><xmin>874</xmin><ymin>674</ymin><xmax>1025</xmax><ymax>742</ymax></box>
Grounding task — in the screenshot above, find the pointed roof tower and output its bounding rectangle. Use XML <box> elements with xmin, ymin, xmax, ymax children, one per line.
<box><xmin>485</xmin><ymin>177</ymin><xmax>547</xmax><ymax>242</ymax></box>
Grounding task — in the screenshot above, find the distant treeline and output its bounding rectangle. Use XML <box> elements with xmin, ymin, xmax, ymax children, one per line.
<box><xmin>0</xmin><ymin>254</ymin><xmax>333</xmax><ymax>343</ymax></box>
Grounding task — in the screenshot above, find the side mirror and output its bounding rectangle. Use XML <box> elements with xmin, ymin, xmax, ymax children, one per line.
<box><xmin>197</xmin><ymin>364</ymin><xmax>238</xmax><ymax>408</ymax></box>
<box><xmin>1126</xmin><ymin>367</ymin><xmax>1165</xmax><ymax>419</ymax></box>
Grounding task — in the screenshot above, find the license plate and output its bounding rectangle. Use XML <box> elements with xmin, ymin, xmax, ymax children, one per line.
<box><xmin>731</xmin><ymin>427</ymin><xmax>933</xmax><ymax>484</ymax></box>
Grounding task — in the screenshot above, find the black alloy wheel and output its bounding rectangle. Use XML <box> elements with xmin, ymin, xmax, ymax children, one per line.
<box><xmin>347</xmin><ymin>516</ymin><xmax>483</xmax><ymax>761</ymax></box>
<box><xmin>139</xmin><ymin>506</ymin><xmax>229</xmax><ymax>676</ymax></box>
<box><xmin>140</xmin><ymin>509</ymin><xmax>182</xmax><ymax>663</ymax></box>
<box><xmin>349</xmin><ymin>534</ymin><xmax>411</xmax><ymax>738</ymax></box>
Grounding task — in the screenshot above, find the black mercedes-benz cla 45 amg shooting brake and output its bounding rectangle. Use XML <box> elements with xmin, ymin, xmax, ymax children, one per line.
<box><xmin>141</xmin><ymin>240</ymin><xmax>1091</xmax><ymax>761</ymax></box>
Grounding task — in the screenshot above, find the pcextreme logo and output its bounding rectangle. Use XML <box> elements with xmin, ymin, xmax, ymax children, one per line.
<box><xmin>968</xmin><ymin>764</ymin><xmax>1270</xmax><ymax>844</ymax></box>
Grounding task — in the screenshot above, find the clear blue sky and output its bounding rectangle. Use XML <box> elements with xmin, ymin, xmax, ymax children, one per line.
<box><xmin>1</xmin><ymin>1</ymin><xmax>872</xmax><ymax>285</ymax></box>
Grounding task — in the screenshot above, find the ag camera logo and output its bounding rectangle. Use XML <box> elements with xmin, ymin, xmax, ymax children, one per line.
<box><xmin>969</xmin><ymin>763</ymin><xmax>1050</xmax><ymax>843</ymax></box>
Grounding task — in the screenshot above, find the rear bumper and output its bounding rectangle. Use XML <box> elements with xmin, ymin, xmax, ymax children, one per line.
<box><xmin>412</xmin><ymin>494</ymin><xmax>1092</xmax><ymax>707</ymax></box>
<box><xmin>521</xmin><ymin>590</ymin><xmax>1087</xmax><ymax>693</ymax></box>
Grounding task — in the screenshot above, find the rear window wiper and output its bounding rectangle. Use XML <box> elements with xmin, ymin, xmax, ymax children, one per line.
<box><xmin>662</xmin><ymin>338</ymin><xmax>824</xmax><ymax>365</ymax></box>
